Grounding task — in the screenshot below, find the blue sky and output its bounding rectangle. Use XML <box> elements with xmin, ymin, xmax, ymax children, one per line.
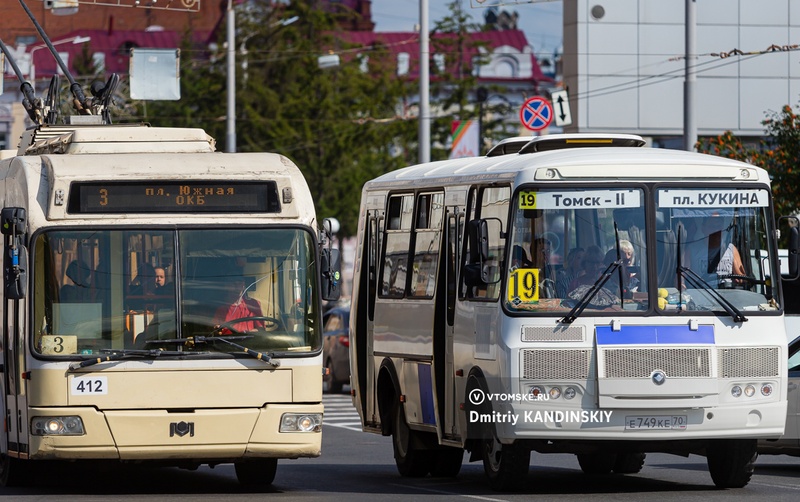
<box><xmin>368</xmin><ymin>0</ymin><xmax>563</xmax><ymax>56</ymax></box>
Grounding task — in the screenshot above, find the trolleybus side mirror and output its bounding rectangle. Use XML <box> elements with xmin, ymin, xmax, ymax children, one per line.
<box><xmin>2</xmin><ymin>207</ymin><xmax>28</xmax><ymax>300</ymax></box>
<box><xmin>321</xmin><ymin>248</ymin><xmax>342</xmax><ymax>301</ymax></box>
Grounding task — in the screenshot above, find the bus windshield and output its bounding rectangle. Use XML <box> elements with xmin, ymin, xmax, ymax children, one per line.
<box><xmin>505</xmin><ymin>187</ymin><xmax>648</xmax><ymax>314</ymax></box>
<box><xmin>655</xmin><ymin>187</ymin><xmax>779</xmax><ymax>315</ymax></box>
<box><xmin>33</xmin><ymin>228</ymin><xmax>320</xmax><ymax>357</ymax></box>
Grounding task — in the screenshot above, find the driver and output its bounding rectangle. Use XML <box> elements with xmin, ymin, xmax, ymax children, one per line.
<box><xmin>212</xmin><ymin>278</ymin><xmax>265</xmax><ymax>334</ymax></box>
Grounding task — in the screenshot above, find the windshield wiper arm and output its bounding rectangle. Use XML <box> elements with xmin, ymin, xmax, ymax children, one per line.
<box><xmin>679</xmin><ymin>266</ymin><xmax>748</xmax><ymax>323</ymax></box>
<box><xmin>149</xmin><ymin>336</ymin><xmax>279</xmax><ymax>367</ymax></box>
<box><xmin>69</xmin><ymin>348</ymin><xmax>188</xmax><ymax>370</ymax></box>
<box><xmin>560</xmin><ymin>260</ymin><xmax>622</xmax><ymax>324</ymax></box>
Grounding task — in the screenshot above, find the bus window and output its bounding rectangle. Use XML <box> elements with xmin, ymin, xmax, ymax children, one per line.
<box><xmin>380</xmin><ymin>194</ymin><xmax>413</xmax><ymax>298</ymax></box>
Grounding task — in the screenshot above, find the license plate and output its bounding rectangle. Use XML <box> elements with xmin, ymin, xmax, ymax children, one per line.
<box><xmin>624</xmin><ymin>415</ymin><xmax>687</xmax><ymax>430</ymax></box>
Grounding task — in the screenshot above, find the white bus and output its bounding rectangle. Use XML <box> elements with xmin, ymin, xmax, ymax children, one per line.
<box><xmin>349</xmin><ymin>134</ymin><xmax>794</xmax><ymax>491</ymax></box>
<box><xmin>0</xmin><ymin>123</ymin><xmax>340</xmax><ymax>486</ymax></box>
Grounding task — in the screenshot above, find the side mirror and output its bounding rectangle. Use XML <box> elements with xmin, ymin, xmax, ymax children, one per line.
<box><xmin>780</xmin><ymin>216</ymin><xmax>800</xmax><ymax>280</ymax></box>
<box><xmin>321</xmin><ymin>248</ymin><xmax>342</xmax><ymax>301</ymax></box>
<box><xmin>467</xmin><ymin>219</ymin><xmax>489</xmax><ymax>264</ymax></box>
<box><xmin>1</xmin><ymin>207</ymin><xmax>26</xmax><ymax>236</ymax></box>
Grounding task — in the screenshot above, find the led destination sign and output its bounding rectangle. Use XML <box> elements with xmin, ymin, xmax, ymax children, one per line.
<box><xmin>68</xmin><ymin>181</ymin><xmax>281</xmax><ymax>214</ymax></box>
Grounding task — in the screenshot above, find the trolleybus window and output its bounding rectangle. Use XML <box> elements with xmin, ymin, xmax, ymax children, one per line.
<box><xmin>505</xmin><ymin>187</ymin><xmax>648</xmax><ymax>313</ymax></box>
<box><xmin>32</xmin><ymin>228</ymin><xmax>320</xmax><ymax>357</ymax></box>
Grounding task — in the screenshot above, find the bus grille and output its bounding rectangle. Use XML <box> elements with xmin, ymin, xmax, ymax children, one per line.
<box><xmin>718</xmin><ymin>347</ymin><xmax>780</xmax><ymax>378</ymax></box>
<box><xmin>522</xmin><ymin>349</ymin><xmax>591</xmax><ymax>379</ymax></box>
<box><xmin>522</xmin><ymin>326</ymin><xmax>584</xmax><ymax>342</ymax></box>
<box><xmin>602</xmin><ymin>348</ymin><xmax>711</xmax><ymax>378</ymax></box>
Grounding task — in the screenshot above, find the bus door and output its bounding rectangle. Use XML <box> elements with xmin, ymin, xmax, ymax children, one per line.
<box><xmin>436</xmin><ymin>191</ymin><xmax>466</xmax><ymax>442</ymax></box>
<box><xmin>358</xmin><ymin>195</ymin><xmax>384</xmax><ymax>427</ymax></box>
<box><xmin>2</xmin><ymin>207</ymin><xmax>29</xmax><ymax>460</ymax></box>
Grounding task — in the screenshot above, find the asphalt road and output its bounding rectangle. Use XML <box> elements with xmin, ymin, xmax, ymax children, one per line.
<box><xmin>1</xmin><ymin>391</ymin><xmax>798</xmax><ymax>501</ymax></box>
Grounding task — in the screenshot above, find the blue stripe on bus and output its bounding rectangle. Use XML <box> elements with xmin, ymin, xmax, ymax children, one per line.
<box><xmin>417</xmin><ymin>363</ymin><xmax>436</xmax><ymax>425</ymax></box>
<box><xmin>596</xmin><ymin>325</ymin><xmax>714</xmax><ymax>344</ymax></box>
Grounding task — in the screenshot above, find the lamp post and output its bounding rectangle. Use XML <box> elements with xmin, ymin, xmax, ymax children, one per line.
<box><xmin>28</xmin><ymin>35</ymin><xmax>91</xmax><ymax>88</ymax></box>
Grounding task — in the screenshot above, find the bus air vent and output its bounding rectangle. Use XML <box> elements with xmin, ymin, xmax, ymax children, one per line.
<box><xmin>522</xmin><ymin>349</ymin><xmax>591</xmax><ymax>380</ymax></box>
<box><xmin>522</xmin><ymin>326</ymin><xmax>584</xmax><ymax>342</ymax></box>
<box><xmin>602</xmin><ymin>348</ymin><xmax>711</xmax><ymax>379</ymax></box>
<box><xmin>718</xmin><ymin>347</ymin><xmax>779</xmax><ymax>378</ymax></box>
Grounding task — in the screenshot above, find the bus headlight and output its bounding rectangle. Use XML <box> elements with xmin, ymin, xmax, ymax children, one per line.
<box><xmin>31</xmin><ymin>416</ymin><xmax>85</xmax><ymax>436</ymax></box>
<box><xmin>744</xmin><ymin>385</ymin><xmax>756</xmax><ymax>397</ymax></box>
<box><xmin>564</xmin><ymin>387</ymin><xmax>577</xmax><ymax>400</ymax></box>
<box><xmin>548</xmin><ymin>387</ymin><xmax>562</xmax><ymax>400</ymax></box>
<box><xmin>529</xmin><ymin>385</ymin><xmax>545</xmax><ymax>399</ymax></box>
<box><xmin>731</xmin><ymin>385</ymin><xmax>742</xmax><ymax>398</ymax></box>
<box><xmin>761</xmin><ymin>384</ymin><xmax>773</xmax><ymax>397</ymax></box>
<box><xmin>280</xmin><ymin>413</ymin><xmax>322</xmax><ymax>433</ymax></box>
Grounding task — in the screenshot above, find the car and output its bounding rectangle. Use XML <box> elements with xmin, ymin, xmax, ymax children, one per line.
<box><xmin>758</xmin><ymin>335</ymin><xmax>800</xmax><ymax>456</ymax></box>
<box><xmin>322</xmin><ymin>306</ymin><xmax>350</xmax><ymax>393</ymax></box>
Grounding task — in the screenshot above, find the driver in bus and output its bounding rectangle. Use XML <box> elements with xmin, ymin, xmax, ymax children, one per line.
<box><xmin>212</xmin><ymin>278</ymin><xmax>266</xmax><ymax>334</ymax></box>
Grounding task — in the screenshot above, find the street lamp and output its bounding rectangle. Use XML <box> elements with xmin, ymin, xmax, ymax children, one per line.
<box><xmin>29</xmin><ymin>35</ymin><xmax>91</xmax><ymax>87</ymax></box>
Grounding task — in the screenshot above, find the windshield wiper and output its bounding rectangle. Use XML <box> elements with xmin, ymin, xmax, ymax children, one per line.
<box><xmin>148</xmin><ymin>336</ymin><xmax>280</xmax><ymax>367</ymax></box>
<box><xmin>678</xmin><ymin>266</ymin><xmax>748</xmax><ymax>323</ymax></box>
<box><xmin>560</xmin><ymin>260</ymin><xmax>622</xmax><ymax>324</ymax></box>
<box><xmin>69</xmin><ymin>348</ymin><xmax>188</xmax><ymax>370</ymax></box>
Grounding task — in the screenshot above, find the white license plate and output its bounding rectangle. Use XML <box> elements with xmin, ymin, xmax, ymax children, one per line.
<box><xmin>624</xmin><ymin>415</ymin><xmax>687</xmax><ymax>430</ymax></box>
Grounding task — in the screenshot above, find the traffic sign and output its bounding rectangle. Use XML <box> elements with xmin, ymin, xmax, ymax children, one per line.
<box><xmin>519</xmin><ymin>96</ymin><xmax>553</xmax><ymax>131</ymax></box>
<box><xmin>550</xmin><ymin>90</ymin><xmax>572</xmax><ymax>127</ymax></box>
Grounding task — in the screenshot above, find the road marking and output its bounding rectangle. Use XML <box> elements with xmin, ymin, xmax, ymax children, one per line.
<box><xmin>388</xmin><ymin>483</ymin><xmax>510</xmax><ymax>501</ymax></box>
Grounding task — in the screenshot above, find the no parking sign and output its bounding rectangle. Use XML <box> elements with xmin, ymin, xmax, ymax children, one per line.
<box><xmin>519</xmin><ymin>96</ymin><xmax>553</xmax><ymax>132</ymax></box>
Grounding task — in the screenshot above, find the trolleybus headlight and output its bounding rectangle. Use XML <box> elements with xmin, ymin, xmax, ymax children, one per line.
<box><xmin>761</xmin><ymin>384</ymin><xmax>774</xmax><ymax>397</ymax></box>
<box><xmin>564</xmin><ymin>387</ymin><xmax>577</xmax><ymax>400</ymax></box>
<box><xmin>279</xmin><ymin>413</ymin><xmax>322</xmax><ymax>433</ymax></box>
<box><xmin>731</xmin><ymin>385</ymin><xmax>742</xmax><ymax>398</ymax></box>
<box><xmin>548</xmin><ymin>387</ymin><xmax>562</xmax><ymax>400</ymax></box>
<box><xmin>31</xmin><ymin>416</ymin><xmax>85</xmax><ymax>436</ymax></box>
<box><xmin>744</xmin><ymin>385</ymin><xmax>756</xmax><ymax>397</ymax></box>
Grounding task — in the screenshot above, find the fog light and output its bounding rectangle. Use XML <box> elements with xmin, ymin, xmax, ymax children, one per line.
<box><xmin>529</xmin><ymin>385</ymin><xmax>545</xmax><ymax>398</ymax></box>
<box><xmin>761</xmin><ymin>384</ymin><xmax>773</xmax><ymax>397</ymax></box>
<box><xmin>744</xmin><ymin>385</ymin><xmax>756</xmax><ymax>397</ymax></box>
<box><xmin>31</xmin><ymin>416</ymin><xmax>85</xmax><ymax>436</ymax></box>
<box><xmin>731</xmin><ymin>385</ymin><xmax>742</xmax><ymax>398</ymax></box>
<box><xmin>279</xmin><ymin>413</ymin><xmax>322</xmax><ymax>433</ymax></box>
<box><xmin>548</xmin><ymin>387</ymin><xmax>561</xmax><ymax>399</ymax></box>
<box><xmin>564</xmin><ymin>387</ymin><xmax>577</xmax><ymax>400</ymax></box>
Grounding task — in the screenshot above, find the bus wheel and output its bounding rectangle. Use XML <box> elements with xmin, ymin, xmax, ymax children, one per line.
<box><xmin>392</xmin><ymin>403</ymin><xmax>432</xmax><ymax>477</ymax></box>
<box><xmin>324</xmin><ymin>359</ymin><xmax>342</xmax><ymax>394</ymax></box>
<box><xmin>613</xmin><ymin>452</ymin><xmax>646</xmax><ymax>474</ymax></box>
<box><xmin>0</xmin><ymin>453</ymin><xmax>29</xmax><ymax>487</ymax></box>
<box><xmin>234</xmin><ymin>458</ymin><xmax>278</xmax><ymax>487</ymax></box>
<box><xmin>577</xmin><ymin>453</ymin><xmax>615</xmax><ymax>475</ymax></box>
<box><xmin>482</xmin><ymin>427</ymin><xmax>529</xmax><ymax>491</ymax></box>
<box><xmin>707</xmin><ymin>439</ymin><xmax>757</xmax><ymax>488</ymax></box>
<box><xmin>429</xmin><ymin>447</ymin><xmax>463</xmax><ymax>477</ymax></box>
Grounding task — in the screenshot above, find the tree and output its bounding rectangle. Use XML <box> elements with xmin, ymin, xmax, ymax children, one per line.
<box><xmin>696</xmin><ymin>104</ymin><xmax>800</xmax><ymax>216</ymax></box>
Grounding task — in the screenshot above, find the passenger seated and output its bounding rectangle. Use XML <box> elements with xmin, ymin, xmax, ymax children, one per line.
<box><xmin>60</xmin><ymin>260</ymin><xmax>92</xmax><ymax>302</ymax></box>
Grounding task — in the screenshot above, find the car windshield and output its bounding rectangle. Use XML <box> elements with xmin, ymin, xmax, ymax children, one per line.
<box><xmin>32</xmin><ymin>228</ymin><xmax>320</xmax><ymax>357</ymax></box>
<box><xmin>655</xmin><ymin>188</ymin><xmax>779</xmax><ymax>314</ymax></box>
<box><xmin>504</xmin><ymin>187</ymin><xmax>648</xmax><ymax>314</ymax></box>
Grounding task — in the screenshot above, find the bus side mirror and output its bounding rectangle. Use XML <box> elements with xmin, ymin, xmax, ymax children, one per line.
<box><xmin>788</xmin><ymin>224</ymin><xmax>800</xmax><ymax>279</ymax></box>
<box><xmin>467</xmin><ymin>219</ymin><xmax>494</xmax><ymax>284</ymax></box>
<box><xmin>1</xmin><ymin>207</ymin><xmax>26</xmax><ymax>236</ymax></box>
<box><xmin>321</xmin><ymin>248</ymin><xmax>342</xmax><ymax>301</ymax></box>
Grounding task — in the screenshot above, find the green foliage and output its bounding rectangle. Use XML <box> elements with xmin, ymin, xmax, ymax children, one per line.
<box><xmin>696</xmin><ymin>104</ymin><xmax>800</xmax><ymax>216</ymax></box>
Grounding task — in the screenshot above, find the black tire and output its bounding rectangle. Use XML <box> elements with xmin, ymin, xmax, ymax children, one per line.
<box><xmin>482</xmin><ymin>425</ymin><xmax>530</xmax><ymax>491</ymax></box>
<box><xmin>234</xmin><ymin>458</ymin><xmax>278</xmax><ymax>487</ymax></box>
<box><xmin>0</xmin><ymin>453</ymin><xmax>30</xmax><ymax>487</ymax></box>
<box><xmin>429</xmin><ymin>447</ymin><xmax>463</xmax><ymax>477</ymax></box>
<box><xmin>707</xmin><ymin>439</ymin><xmax>757</xmax><ymax>488</ymax></box>
<box><xmin>392</xmin><ymin>403</ymin><xmax>432</xmax><ymax>477</ymax></box>
<box><xmin>324</xmin><ymin>359</ymin><xmax>343</xmax><ymax>394</ymax></box>
<box><xmin>613</xmin><ymin>452</ymin><xmax>646</xmax><ymax>474</ymax></box>
<box><xmin>577</xmin><ymin>453</ymin><xmax>615</xmax><ymax>475</ymax></box>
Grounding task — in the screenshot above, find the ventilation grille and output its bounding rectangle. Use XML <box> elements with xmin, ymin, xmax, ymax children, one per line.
<box><xmin>603</xmin><ymin>348</ymin><xmax>711</xmax><ymax>378</ymax></box>
<box><xmin>718</xmin><ymin>347</ymin><xmax>780</xmax><ymax>378</ymax></box>
<box><xmin>522</xmin><ymin>326</ymin><xmax>584</xmax><ymax>342</ymax></box>
<box><xmin>522</xmin><ymin>349</ymin><xmax>591</xmax><ymax>380</ymax></box>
